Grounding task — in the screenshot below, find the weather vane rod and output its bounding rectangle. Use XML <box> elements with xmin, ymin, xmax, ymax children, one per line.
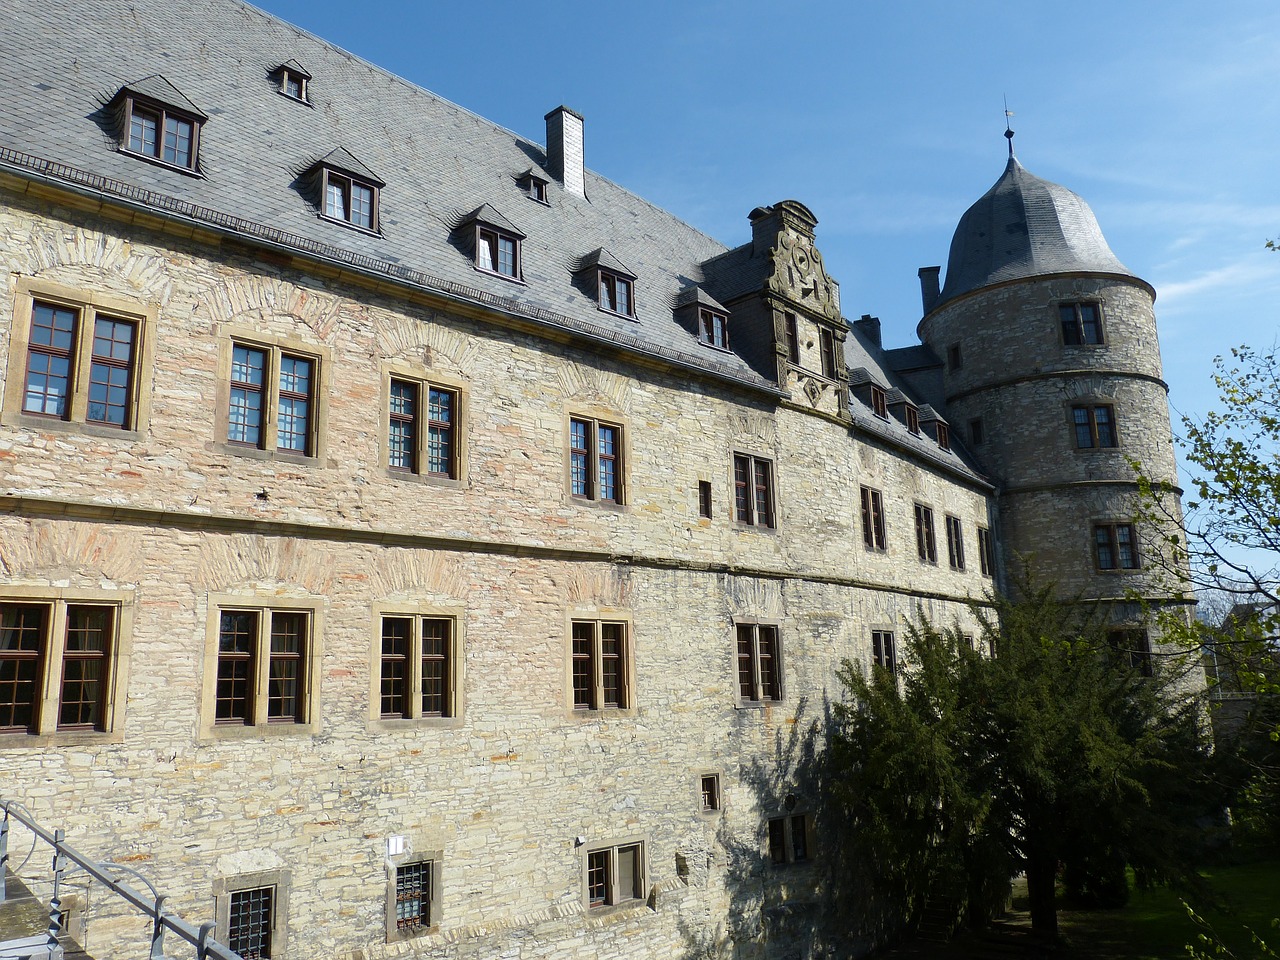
<box><xmin>1003</xmin><ymin>96</ymin><xmax>1015</xmax><ymax>158</ymax></box>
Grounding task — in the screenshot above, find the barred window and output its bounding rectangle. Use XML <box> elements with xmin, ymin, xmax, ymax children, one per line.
<box><xmin>228</xmin><ymin>887</ymin><xmax>273</xmax><ymax>960</ymax></box>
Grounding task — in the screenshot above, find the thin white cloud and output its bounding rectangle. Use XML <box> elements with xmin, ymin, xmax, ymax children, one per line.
<box><xmin>1154</xmin><ymin>260</ymin><xmax>1280</xmax><ymax>309</ymax></box>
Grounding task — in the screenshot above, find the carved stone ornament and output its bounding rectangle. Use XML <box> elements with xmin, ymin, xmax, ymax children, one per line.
<box><xmin>767</xmin><ymin>230</ymin><xmax>841</xmax><ymax>320</ymax></box>
<box><xmin>801</xmin><ymin>373</ymin><xmax>825</xmax><ymax>407</ymax></box>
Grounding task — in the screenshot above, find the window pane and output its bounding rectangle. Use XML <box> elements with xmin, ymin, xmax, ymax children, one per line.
<box><xmin>1095</xmin><ymin>406</ymin><xmax>1116</xmax><ymax>447</ymax></box>
<box><xmin>396</xmin><ymin>861</ymin><xmax>431</xmax><ymax>928</ymax></box>
<box><xmin>768</xmin><ymin>819</ymin><xmax>787</xmax><ymax>865</ymax></box>
<box><xmin>427</xmin><ymin>388</ymin><xmax>454</xmax><ymax>477</ymax></box>
<box><xmin>389</xmin><ymin>379</ymin><xmax>417</xmax><ymax>471</ymax></box>
<box><xmin>87</xmin><ymin>317</ymin><xmax>136</xmax><ymax>426</ymax></box>
<box><xmin>1095</xmin><ymin>527</ymin><xmax>1115</xmax><ymax>569</ymax></box>
<box><xmin>59</xmin><ymin>605</ymin><xmax>112</xmax><ymax>729</ymax></box>
<box><xmin>616</xmin><ymin>845</ymin><xmax>640</xmax><ymax>901</ymax></box>
<box><xmin>478</xmin><ymin>231</ymin><xmax>496</xmax><ymax>271</ymax></box>
<box><xmin>736</xmin><ymin>624</ymin><xmax>756</xmax><ymax>701</ymax></box>
<box><xmin>268</xmin><ymin>612</ymin><xmax>306</xmax><ymax>722</ymax></box>
<box><xmin>734</xmin><ymin>455</ymin><xmax>751</xmax><ymax>523</ymax></box>
<box><xmin>24</xmin><ymin>302</ymin><xmax>77</xmax><ymax>417</ymax></box>
<box><xmin>587</xmin><ymin>850</ymin><xmax>609</xmax><ymax>906</ymax></box>
<box><xmin>421</xmin><ymin>618</ymin><xmax>449</xmax><ymax>717</ymax></box>
<box><xmin>598</xmin><ymin>424</ymin><xmax>618</xmax><ymax>502</ymax></box>
<box><xmin>572</xmin><ymin>621</ymin><xmax>594</xmax><ymax>709</ymax></box>
<box><xmin>615</xmin><ymin>278</ymin><xmax>631</xmax><ymax>316</ymax></box>
<box><xmin>601</xmin><ymin>622</ymin><xmax>623</xmax><ymax>708</ymax></box>
<box><xmin>570</xmin><ymin>419</ymin><xmax>590</xmax><ymax>497</ymax></box>
<box><xmin>325</xmin><ymin>180</ymin><xmax>346</xmax><ymax>220</ymax></box>
<box><xmin>791</xmin><ymin>815</ymin><xmax>808</xmax><ymax>861</ymax></box>
<box><xmin>129</xmin><ymin>109</ymin><xmax>158</xmax><ymax>156</ymax></box>
<box><xmin>229</xmin><ymin>345</ymin><xmax>266</xmax><ymax>446</ymax></box>
<box><xmin>1073</xmin><ymin>407</ymin><xmax>1093</xmax><ymax>448</ymax></box>
<box><xmin>0</xmin><ymin>604</ymin><xmax>46</xmax><ymax>732</ymax></box>
<box><xmin>753</xmin><ymin>460</ymin><xmax>773</xmax><ymax>528</ymax></box>
<box><xmin>162</xmin><ymin>116</ymin><xmax>192</xmax><ymax>167</ymax></box>
<box><xmin>216</xmin><ymin>611</ymin><xmax>257</xmax><ymax>723</ymax></box>
<box><xmin>350</xmin><ymin>183</ymin><xmax>374</xmax><ymax>229</ymax></box>
<box><xmin>228</xmin><ymin>887</ymin><xmax>273</xmax><ymax>960</ymax></box>
<box><xmin>757</xmin><ymin>626</ymin><xmax>778</xmax><ymax>701</ymax></box>
<box><xmin>381</xmin><ymin>617</ymin><xmax>410</xmax><ymax>718</ymax></box>
<box><xmin>277</xmin><ymin>355</ymin><xmax>312</xmax><ymax>453</ymax></box>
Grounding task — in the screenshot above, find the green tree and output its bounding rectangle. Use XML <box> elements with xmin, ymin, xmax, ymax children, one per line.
<box><xmin>830</xmin><ymin>579</ymin><xmax>1222</xmax><ymax>942</ymax></box>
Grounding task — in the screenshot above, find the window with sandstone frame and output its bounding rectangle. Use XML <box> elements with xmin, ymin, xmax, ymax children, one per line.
<box><xmin>1093</xmin><ymin>523</ymin><xmax>1140</xmax><ymax>571</ymax></box>
<box><xmin>385</xmin><ymin>855</ymin><xmax>442</xmax><ymax>940</ymax></box>
<box><xmin>733</xmin><ymin>453</ymin><xmax>775</xmax><ymax>529</ymax></box>
<box><xmin>860</xmin><ymin>486</ymin><xmax>887</xmax><ymax>552</ymax></box>
<box><xmin>1060</xmin><ymin>301</ymin><xmax>1105</xmax><ymax>345</ymax></box>
<box><xmin>386</xmin><ymin>372</ymin><xmax>463</xmax><ymax>481</ymax></box>
<box><xmin>945</xmin><ymin>514</ymin><xmax>965</xmax><ymax>571</ymax></box>
<box><xmin>569</xmin><ymin>415</ymin><xmax>624</xmax><ymax>505</ymax></box>
<box><xmin>914</xmin><ymin>503</ymin><xmax>937</xmax><ymax>564</ymax></box>
<box><xmin>3</xmin><ymin>281</ymin><xmax>157</xmax><ymax>436</ymax></box>
<box><xmin>216</xmin><ymin>331</ymin><xmax>329</xmax><ymax>462</ymax></box>
<box><xmin>570</xmin><ymin>619</ymin><xmax>631</xmax><ymax>712</ymax></box>
<box><xmin>1072</xmin><ymin>403</ymin><xmax>1118</xmax><ymax>449</ymax></box>
<box><xmin>767</xmin><ymin>814</ymin><xmax>811</xmax><ymax>866</ymax></box>
<box><xmin>736</xmin><ymin>621</ymin><xmax>782</xmax><ymax>705</ymax></box>
<box><xmin>583</xmin><ymin>839</ymin><xmax>645</xmax><ymax>911</ymax></box>
<box><xmin>0</xmin><ymin>591</ymin><xmax>132</xmax><ymax>742</ymax></box>
<box><xmin>214</xmin><ymin>870</ymin><xmax>290</xmax><ymax>960</ymax></box>
<box><xmin>379</xmin><ymin>615</ymin><xmax>458</xmax><ymax>720</ymax></box>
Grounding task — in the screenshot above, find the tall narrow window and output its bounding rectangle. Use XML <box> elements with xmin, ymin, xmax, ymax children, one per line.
<box><xmin>427</xmin><ymin>387</ymin><xmax>455</xmax><ymax>477</ymax></box>
<box><xmin>936</xmin><ymin>422</ymin><xmax>950</xmax><ymax>451</ymax></box>
<box><xmin>275</xmin><ymin>355</ymin><xmax>312</xmax><ymax>454</ymax></box>
<box><xmin>733</xmin><ymin>454</ymin><xmax>775</xmax><ymax>528</ymax></box>
<box><xmin>1060</xmin><ymin>302</ymin><xmax>1104</xmax><ymax>345</ymax></box>
<box><xmin>969</xmin><ymin>417</ymin><xmax>985</xmax><ymax>446</ymax></box>
<box><xmin>698</xmin><ymin>480</ymin><xmax>713</xmax><ymax>519</ymax></box>
<box><xmin>570</xmin><ymin>620</ymin><xmax>630</xmax><ymax>712</ymax></box>
<box><xmin>783</xmin><ymin>312</ymin><xmax>800</xmax><ymax>364</ymax></box>
<box><xmin>945</xmin><ymin>515</ymin><xmax>965</xmax><ymax>571</ymax></box>
<box><xmin>870</xmin><ymin>386</ymin><xmax>888</xmax><ymax>419</ymax></box>
<box><xmin>569</xmin><ymin>417</ymin><xmax>624</xmax><ymax>504</ymax></box>
<box><xmin>737</xmin><ymin>623</ymin><xmax>782</xmax><ymax>704</ymax></box>
<box><xmin>388</xmin><ymin>379</ymin><xmax>418</xmax><ymax>472</ymax></box>
<box><xmin>914</xmin><ymin>504</ymin><xmax>937</xmax><ymax>563</ymax></box>
<box><xmin>947</xmin><ymin>342</ymin><xmax>962</xmax><ymax>371</ymax></box>
<box><xmin>380</xmin><ymin>615</ymin><xmax>457</xmax><ymax>720</ymax></box>
<box><xmin>1072</xmin><ymin>404</ymin><xmax>1117</xmax><ymax>449</ymax></box>
<box><xmin>860</xmin><ymin>486</ymin><xmax>886</xmax><ymax>552</ymax></box>
<box><xmin>820</xmin><ymin>328</ymin><xmax>838</xmax><ymax>379</ymax></box>
<box><xmin>872</xmin><ymin>630</ymin><xmax>896</xmax><ymax>674</ymax></box>
<box><xmin>978</xmin><ymin>526</ymin><xmax>995</xmax><ymax>577</ymax></box>
<box><xmin>228</xmin><ymin>345</ymin><xmax>266</xmax><ymax>447</ymax></box>
<box><xmin>395</xmin><ymin>860</ymin><xmax>435</xmax><ymax>931</ymax></box>
<box><xmin>906</xmin><ymin>406</ymin><xmax>920</xmax><ymax>435</ymax></box>
<box><xmin>1094</xmin><ymin>523</ymin><xmax>1139</xmax><ymax>570</ymax></box>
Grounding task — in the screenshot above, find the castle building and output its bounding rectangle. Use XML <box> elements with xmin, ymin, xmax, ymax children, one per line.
<box><xmin>0</xmin><ymin>1</ymin><xmax>1186</xmax><ymax>958</ymax></box>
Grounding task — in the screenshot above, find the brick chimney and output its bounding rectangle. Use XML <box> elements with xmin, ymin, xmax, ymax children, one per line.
<box><xmin>545</xmin><ymin>106</ymin><xmax>585</xmax><ymax>199</ymax></box>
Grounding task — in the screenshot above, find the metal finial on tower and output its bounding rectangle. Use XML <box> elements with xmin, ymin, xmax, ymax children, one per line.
<box><xmin>1003</xmin><ymin>97</ymin><xmax>1016</xmax><ymax>158</ymax></box>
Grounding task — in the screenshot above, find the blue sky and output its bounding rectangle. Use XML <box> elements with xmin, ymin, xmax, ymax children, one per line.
<box><xmin>255</xmin><ymin>0</ymin><xmax>1279</xmax><ymax>462</ymax></box>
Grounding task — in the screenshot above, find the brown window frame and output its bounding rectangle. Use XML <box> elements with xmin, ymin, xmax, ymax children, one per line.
<box><xmin>978</xmin><ymin>526</ymin><xmax>995</xmax><ymax>577</ymax></box>
<box><xmin>819</xmin><ymin>327</ymin><xmax>838</xmax><ymax>379</ymax></box>
<box><xmin>936</xmin><ymin>422</ymin><xmax>951</xmax><ymax>451</ymax></box>
<box><xmin>767</xmin><ymin>814</ymin><xmax>810</xmax><ymax>866</ymax></box>
<box><xmin>945</xmin><ymin>514</ymin><xmax>965</xmax><ymax>571</ymax></box>
<box><xmin>584</xmin><ymin>840</ymin><xmax>646</xmax><ymax>911</ymax></box>
<box><xmin>1072</xmin><ymin>404</ymin><xmax>1118</xmax><ymax>449</ymax></box>
<box><xmin>736</xmin><ymin>622</ymin><xmax>783</xmax><ymax>705</ymax></box>
<box><xmin>1060</xmin><ymin>301</ymin><xmax>1104</xmax><ymax>345</ymax></box>
<box><xmin>782</xmin><ymin>312</ymin><xmax>800</xmax><ymax>364</ymax></box>
<box><xmin>119</xmin><ymin>94</ymin><xmax>202</xmax><ymax>173</ymax></box>
<box><xmin>698</xmin><ymin>308</ymin><xmax>730</xmax><ymax>350</ymax></box>
<box><xmin>871</xmin><ymin>629</ymin><xmax>896</xmax><ymax>675</ymax></box>
<box><xmin>0</xmin><ymin>598</ymin><xmax>124</xmax><ymax>738</ymax></box>
<box><xmin>207</xmin><ymin>603</ymin><xmax>318</xmax><ymax>736</ymax></box>
<box><xmin>597</xmin><ymin>270</ymin><xmax>635</xmax><ymax>318</ymax></box>
<box><xmin>388</xmin><ymin>377</ymin><xmax>460</xmax><ymax>479</ymax></box>
<box><xmin>1093</xmin><ymin>522</ymin><xmax>1140</xmax><ymax>571</ymax></box>
<box><xmin>870</xmin><ymin>385</ymin><xmax>888</xmax><ymax>420</ymax></box>
<box><xmin>379</xmin><ymin>615</ymin><xmax>458</xmax><ymax>721</ymax></box>
<box><xmin>914</xmin><ymin>503</ymin><xmax>938</xmax><ymax>564</ymax></box>
<box><xmin>225</xmin><ymin>338</ymin><xmax>322</xmax><ymax>458</ymax></box>
<box><xmin>475</xmin><ymin>225</ymin><xmax>522</xmax><ymax>280</ymax></box>
<box><xmin>700</xmin><ymin>773</ymin><xmax>721</xmax><ymax>813</ymax></box>
<box><xmin>733</xmin><ymin>453</ymin><xmax>776</xmax><ymax>529</ymax></box>
<box><xmin>320</xmin><ymin>167</ymin><xmax>380</xmax><ymax>233</ymax></box>
<box><xmin>570</xmin><ymin>619</ymin><xmax>631</xmax><ymax>712</ymax></box>
<box><xmin>860</xmin><ymin>486</ymin><xmax>887</xmax><ymax>552</ymax></box>
<box><xmin>698</xmin><ymin>480</ymin><xmax>713</xmax><ymax>519</ymax></box>
<box><xmin>905</xmin><ymin>405</ymin><xmax>920</xmax><ymax>435</ymax></box>
<box><xmin>568</xmin><ymin>416</ymin><xmax>624</xmax><ymax>504</ymax></box>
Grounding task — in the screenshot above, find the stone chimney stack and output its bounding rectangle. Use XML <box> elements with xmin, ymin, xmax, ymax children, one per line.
<box><xmin>545</xmin><ymin>106</ymin><xmax>585</xmax><ymax>199</ymax></box>
<box><xmin>918</xmin><ymin>266</ymin><xmax>941</xmax><ymax>315</ymax></box>
<box><xmin>854</xmin><ymin>314</ymin><xmax>882</xmax><ymax>349</ymax></box>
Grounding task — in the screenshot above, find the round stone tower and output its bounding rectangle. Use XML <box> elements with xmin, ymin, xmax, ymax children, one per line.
<box><xmin>918</xmin><ymin>147</ymin><xmax>1187</xmax><ymax>611</ymax></box>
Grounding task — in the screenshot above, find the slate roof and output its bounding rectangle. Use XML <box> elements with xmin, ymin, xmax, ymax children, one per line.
<box><xmin>937</xmin><ymin>156</ymin><xmax>1138</xmax><ymax>307</ymax></box>
<box><xmin>0</xmin><ymin>0</ymin><xmax>777</xmax><ymax>393</ymax></box>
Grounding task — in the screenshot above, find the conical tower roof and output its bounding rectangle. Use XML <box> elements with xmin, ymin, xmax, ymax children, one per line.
<box><xmin>937</xmin><ymin>156</ymin><xmax>1136</xmax><ymax>306</ymax></box>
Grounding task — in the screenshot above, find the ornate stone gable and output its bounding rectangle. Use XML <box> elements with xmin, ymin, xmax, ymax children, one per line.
<box><xmin>767</xmin><ymin>228</ymin><xmax>841</xmax><ymax>321</ymax></box>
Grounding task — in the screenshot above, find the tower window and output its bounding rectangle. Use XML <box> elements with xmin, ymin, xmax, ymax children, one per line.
<box><xmin>947</xmin><ymin>342</ymin><xmax>962</xmax><ymax>371</ymax></box>
<box><xmin>1072</xmin><ymin>404</ymin><xmax>1117</xmax><ymax>449</ymax></box>
<box><xmin>783</xmin><ymin>312</ymin><xmax>800</xmax><ymax>364</ymax></box>
<box><xmin>1094</xmin><ymin>523</ymin><xmax>1139</xmax><ymax>570</ymax></box>
<box><xmin>820</xmin><ymin>328</ymin><xmax>838</xmax><ymax>379</ymax></box>
<box><xmin>1060</xmin><ymin>302</ymin><xmax>1104</xmax><ymax>345</ymax></box>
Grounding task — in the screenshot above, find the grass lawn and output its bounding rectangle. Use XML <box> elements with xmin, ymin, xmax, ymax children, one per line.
<box><xmin>1053</xmin><ymin>860</ymin><xmax>1280</xmax><ymax>959</ymax></box>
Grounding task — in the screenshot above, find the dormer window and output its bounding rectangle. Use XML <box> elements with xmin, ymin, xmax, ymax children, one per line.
<box><xmin>307</xmin><ymin>149</ymin><xmax>384</xmax><ymax>234</ymax></box>
<box><xmin>906</xmin><ymin>405</ymin><xmax>920</xmax><ymax>435</ymax></box>
<box><xmin>698</xmin><ymin>309</ymin><xmax>729</xmax><ymax>350</ymax></box>
<box><xmin>936</xmin><ymin>422</ymin><xmax>950</xmax><ymax>451</ymax></box>
<box><xmin>517</xmin><ymin>169</ymin><xmax>551</xmax><ymax>205</ymax></box>
<box><xmin>112</xmin><ymin>77</ymin><xmax>206</xmax><ymax>174</ymax></box>
<box><xmin>599</xmin><ymin>272</ymin><xmax>633</xmax><ymax>317</ymax></box>
<box><xmin>461</xmin><ymin>205</ymin><xmax>525</xmax><ymax>281</ymax></box>
<box><xmin>870</xmin><ymin>385</ymin><xmax>888</xmax><ymax>420</ymax></box>
<box><xmin>324</xmin><ymin>172</ymin><xmax>376</xmax><ymax>229</ymax></box>
<box><xmin>272</xmin><ymin>60</ymin><xmax>312</xmax><ymax>104</ymax></box>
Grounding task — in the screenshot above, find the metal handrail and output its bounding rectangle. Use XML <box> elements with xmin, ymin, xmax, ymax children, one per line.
<box><xmin>1</xmin><ymin>800</ymin><xmax>242</xmax><ymax>960</ymax></box>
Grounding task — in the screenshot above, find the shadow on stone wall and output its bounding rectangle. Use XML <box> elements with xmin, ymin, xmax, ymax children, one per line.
<box><xmin>676</xmin><ymin>694</ymin><xmax>907</xmax><ymax>960</ymax></box>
